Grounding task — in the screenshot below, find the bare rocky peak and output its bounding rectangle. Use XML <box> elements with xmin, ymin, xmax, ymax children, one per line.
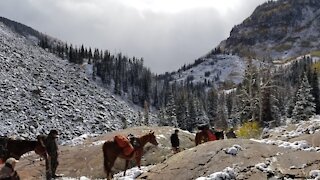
<box><xmin>220</xmin><ymin>0</ymin><xmax>320</xmax><ymax>61</ymax></box>
<box><xmin>0</xmin><ymin>22</ymin><xmax>146</xmax><ymax>141</ymax></box>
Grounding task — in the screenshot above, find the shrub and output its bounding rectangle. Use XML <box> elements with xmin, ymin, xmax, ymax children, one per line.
<box><xmin>236</xmin><ymin>121</ymin><xmax>262</xmax><ymax>139</ymax></box>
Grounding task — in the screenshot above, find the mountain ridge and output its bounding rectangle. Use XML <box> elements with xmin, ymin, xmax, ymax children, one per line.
<box><xmin>219</xmin><ymin>0</ymin><xmax>320</xmax><ymax>61</ymax></box>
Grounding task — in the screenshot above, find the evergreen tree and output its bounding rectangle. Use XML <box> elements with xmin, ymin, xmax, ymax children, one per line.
<box><xmin>238</xmin><ymin>59</ymin><xmax>259</xmax><ymax>122</ymax></box>
<box><xmin>310</xmin><ymin>69</ymin><xmax>320</xmax><ymax>114</ymax></box>
<box><xmin>215</xmin><ymin>93</ymin><xmax>228</xmax><ymax>129</ymax></box>
<box><xmin>175</xmin><ymin>91</ymin><xmax>188</xmax><ymax>129</ymax></box>
<box><xmin>207</xmin><ymin>88</ymin><xmax>218</xmax><ymax>127</ymax></box>
<box><xmin>144</xmin><ymin>100</ymin><xmax>149</xmax><ymax>125</ymax></box>
<box><xmin>292</xmin><ymin>74</ymin><xmax>316</xmax><ymax>122</ymax></box>
<box><xmin>165</xmin><ymin>92</ymin><xmax>178</xmax><ymax>127</ymax></box>
<box><xmin>187</xmin><ymin>95</ymin><xmax>197</xmax><ymax>131</ymax></box>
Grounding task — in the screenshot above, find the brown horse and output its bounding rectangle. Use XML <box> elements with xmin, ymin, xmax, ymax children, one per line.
<box><xmin>195</xmin><ymin>130</ymin><xmax>224</xmax><ymax>146</ymax></box>
<box><xmin>102</xmin><ymin>131</ymin><xmax>158</xmax><ymax>180</ymax></box>
<box><xmin>0</xmin><ymin>136</ymin><xmax>47</xmax><ymax>163</ymax></box>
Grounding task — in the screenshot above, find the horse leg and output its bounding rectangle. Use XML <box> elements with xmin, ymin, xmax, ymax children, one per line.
<box><xmin>135</xmin><ymin>153</ymin><xmax>142</xmax><ymax>169</ymax></box>
<box><xmin>124</xmin><ymin>160</ymin><xmax>129</xmax><ymax>176</ymax></box>
<box><xmin>103</xmin><ymin>154</ymin><xmax>112</xmax><ymax>180</ymax></box>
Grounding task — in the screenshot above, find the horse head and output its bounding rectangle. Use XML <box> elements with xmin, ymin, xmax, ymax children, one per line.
<box><xmin>147</xmin><ymin>131</ymin><xmax>158</xmax><ymax>146</ymax></box>
<box><xmin>35</xmin><ymin>135</ymin><xmax>47</xmax><ymax>158</ymax></box>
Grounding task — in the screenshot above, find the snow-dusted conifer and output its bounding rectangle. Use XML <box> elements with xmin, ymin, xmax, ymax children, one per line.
<box><xmin>292</xmin><ymin>74</ymin><xmax>315</xmax><ymax>122</ymax></box>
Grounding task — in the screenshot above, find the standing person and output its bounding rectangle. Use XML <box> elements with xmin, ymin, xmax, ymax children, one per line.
<box><xmin>170</xmin><ymin>129</ymin><xmax>180</xmax><ymax>154</ymax></box>
<box><xmin>0</xmin><ymin>157</ymin><xmax>20</xmax><ymax>180</ymax></box>
<box><xmin>45</xmin><ymin>130</ymin><xmax>59</xmax><ymax>179</ymax></box>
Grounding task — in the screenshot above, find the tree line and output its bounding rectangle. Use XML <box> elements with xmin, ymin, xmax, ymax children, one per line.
<box><xmin>39</xmin><ymin>36</ymin><xmax>320</xmax><ymax>132</ymax></box>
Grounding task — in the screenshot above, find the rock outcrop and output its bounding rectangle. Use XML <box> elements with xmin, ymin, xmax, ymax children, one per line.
<box><xmin>219</xmin><ymin>0</ymin><xmax>320</xmax><ymax>61</ymax></box>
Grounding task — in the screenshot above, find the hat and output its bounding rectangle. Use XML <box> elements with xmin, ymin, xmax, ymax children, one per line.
<box><xmin>49</xmin><ymin>129</ymin><xmax>59</xmax><ymax>138</ymax></box>
<box><xmin>6</xmin><ymin>158</ymin><xmax>19</xmax><ymax>166</ymax></box>
<box><xmin>49</xmin><ymin>129</ymin><xmax>58</xmax><ymax>135</ymax></box>
<box><xmin>175</xmin><ymin>129</ymin><xmax>179</xmax><ymax>133</ymax></box>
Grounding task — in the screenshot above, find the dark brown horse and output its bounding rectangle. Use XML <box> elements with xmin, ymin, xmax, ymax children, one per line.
<box><xmin>195</xmin><ymin>130</ymin><xmax>224</xmax><ymax>146</ymax></box>
<box><xmin>102</xmin><ymin>131</ymin><xmax>158</xmax><ymax>180</ymax></box>
<box><xmin>0</xmin><ymin>136</ymin><xmax>47</xmax><ymax>163</ymax></box>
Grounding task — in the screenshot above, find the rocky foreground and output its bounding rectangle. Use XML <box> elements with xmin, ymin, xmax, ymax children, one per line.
<box><xmin>12</xmin><ymin>117</ymin><xmax>320</xmax><ymax>180</ymax></box>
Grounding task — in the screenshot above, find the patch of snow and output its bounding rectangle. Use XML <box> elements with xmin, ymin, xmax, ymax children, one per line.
<box><xmin>113</xmin><ymin>165</ymin><xmax>154</xmax><ymax>180</ymax></box>
<box><xmin>251</xmin><ymin>139</ymin><xmax>320</xmax><ymax>152</ymax></box>
<box><xmin>171</xmin><ymin>54</ymin><xmax>246</xmax><ymax>88</ymax></box>
<box><xmin>309</xmin><ymin>170</ymin><xmax>320</xmax><ymax>179</ymax></box>
<box><xmin>157</xmin><ymin>134</ymin><xmax>166</xmax><ymax>139</ymax></box>
<box><xmin>91</xmin><ymin>140</ymin><xmax>105</xmax><ymax>146</ymax></box>
<box><xmin>224</xmin><ymin>144</ymin><xmax>242</xmax><ymax>156</ymax></box>
<box><xmin>196</xmin><ymin>167</ymin><xmax>236</xmax><ymax>180</ymax></box>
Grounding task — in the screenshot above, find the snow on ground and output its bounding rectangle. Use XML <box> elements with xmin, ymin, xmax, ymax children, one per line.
<box><xmin>196</xmin><ymin>167</ymin><xmax>236</xmax><ymax>180</ymax></box>
<box><xmin>171</xmin><ymin>54</ymin><xmax>246</xmax><ymax>87</ymax></box>
<box><xmin>224</xmin><ymin>144</ymin><xmax>242</xmax><ymax>156</ymax></box>
<box><xmin>62</xmin><ymin>134</ymin><xmax>99</xmax><ymax>146</ymax></box>
<box><xmin>0</xmin><ymin>22</ymin><xmax>161</xmax><ymax>142</ymax></box>
<box><xmin>254</xmin><ymin>116</ymin><xmax>320</xmax><ymax>152</ymax></box>
<box><xmin>251</xmin><ymin>139</ymin><xmax>320</xmax><ymax>152</ymax></box>
<box><xmin>113</xmin><ymin>166</ymin><xmax>154</xmax><ymax>180</ymax></box>
<box><xmin>309</xmin><ymin>170</ymin><xmax>320</xmax><ymax>179</ymax></box>
<box><xmin>267</xmin><ymin>116</ymin><xmax>320</xmax><ymax>138</ymax></box>
<box><xmin>58</xmin><ymin>166</ymin><xmax>154</xmax><ymax>180</ymax></box>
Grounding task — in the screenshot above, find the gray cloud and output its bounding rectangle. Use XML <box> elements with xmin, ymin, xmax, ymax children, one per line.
<box><xmin>0</xmin><ymin>0</ymin><xmax>266</xmax><ymax>73</ymax></box>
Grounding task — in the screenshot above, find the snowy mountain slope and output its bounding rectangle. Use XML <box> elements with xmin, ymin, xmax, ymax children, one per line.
<box><xmin>220</xmin><ymin>0</ymin><xmax>320</xmax><ymax>62</ymax></box>
<box><xmin>167</xmin><ymin>1</ymin><xmax>320</xmax><ymax>90</ymax></box>
<box><xmin>0</xmin><ymin>22</ymin><xmax>151</xmax><ymax>141</ymax></box>
<box><xmin>172</xmin><ymin>55</ymin><xmax>246</xmax><ymax>87</ymax></box>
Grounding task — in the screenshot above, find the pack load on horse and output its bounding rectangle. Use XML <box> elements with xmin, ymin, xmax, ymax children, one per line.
<box><xmin>103</xmin><ymin>131</ymin><xmax>158</xmax><ymax>180</ymax></box>
<box><xmin>0</xmin><ymin>136</ymin><xmax>47</xmax><ymax>164</ymax></box>
<box><xmin>114</xmin><ymin>135</ymin><xmax>135</xmax><ymax>156</ymax></box>
<box><xmin>195</xmin><ymin>124</ymin><xmax>217</xmax><ymax>146</ymax></box>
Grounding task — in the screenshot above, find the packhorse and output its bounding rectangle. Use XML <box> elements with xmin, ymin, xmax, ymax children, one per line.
<box><xmin>195</xmin><ymin>124</ymin><xmax>224</xmax><ymax>146</ymax></box>
<box><xmin>0</xmin><ymin>136</ymin><xmax>47</xmax><ymax>163</ymax></box>
<box><xmin>102</xmin><ymin>131</ymin><xmax>158</xmax><ymax>180</ymax></box>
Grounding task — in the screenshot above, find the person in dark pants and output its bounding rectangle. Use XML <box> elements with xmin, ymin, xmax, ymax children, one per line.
<box><xmin>170</xmin><ymin>129</ymin><xmax>180</xmax><ymax>154</ymax></box>
<box><xmin>45</xmin><ymin>130</ymin><xmax>59</xmax><ymax>179</ymax></box>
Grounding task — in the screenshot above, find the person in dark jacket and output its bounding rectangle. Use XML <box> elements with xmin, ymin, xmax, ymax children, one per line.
<box><xmin>0</xmin><ymin>158</ymin><xmax>20</xmax><ymax>180</ymax></box>
<box><xmin>170</xmin><ymin>129</ymin><xmax>180</xmax><ymax>153</ymax></box>
<box><xmin>45</xmin><ymin>130</ymin><xmax>59</xmax><ymax>179</ymax></box>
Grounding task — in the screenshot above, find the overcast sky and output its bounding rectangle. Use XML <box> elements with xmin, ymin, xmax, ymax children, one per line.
<box><xmin>0</xmin><ymin>0</ymin><xmax>266</xmax><ymax>74</ymax></box>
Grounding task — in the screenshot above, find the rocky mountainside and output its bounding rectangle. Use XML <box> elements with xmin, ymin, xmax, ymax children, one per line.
<box><xmin>220</xmin><ymin>0</ymin><xmax>320</xmax><ymax>61</ymax></box>
<box><xmin>171</xmin><ymin>54</ymin><xmax>246</xmax><ymax>88</ymax></box>
<box><xmin>0</xmin><ymin>21</ymin><xmax>149</xmax><ymax>141</ymax></box>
